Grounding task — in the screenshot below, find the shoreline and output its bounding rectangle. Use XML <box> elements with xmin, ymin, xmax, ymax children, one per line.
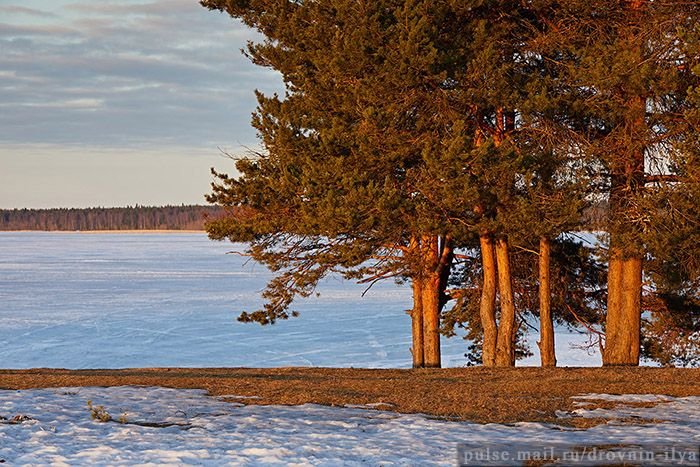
<box><xmin>0</xmin><ymin>367</ymin><xmax>697</xmax><ymax>424</ymax></box>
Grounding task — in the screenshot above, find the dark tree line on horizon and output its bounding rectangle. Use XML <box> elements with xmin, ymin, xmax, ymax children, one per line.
<box><xmin>0</xmin><ymin>205</ymin><xmax>221</xmax><ymax>231</ymax></box>
<box><xmin>202</xmin><ymin>0</ymin><xmax>700</xmax><ymax>367</ymax></box>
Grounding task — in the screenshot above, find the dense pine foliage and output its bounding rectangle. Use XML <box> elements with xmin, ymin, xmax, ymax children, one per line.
<box><xmin>202</xmin><ymin>0</ymin><xmax>700</xmax><ymax>367</ymax></box>
<box><xmin>0</xmin><ymin>206</ymin><xmax>220</xmax><ymax>231</ymax></box>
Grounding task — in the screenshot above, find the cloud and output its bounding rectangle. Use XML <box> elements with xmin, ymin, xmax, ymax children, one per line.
<box><xmin>64</xmin><ymin>0</ymin><xmax>207</xmax><ymax>17</ymax></box>
<box><xmin>0</xmin><ymin>22</ymin><xmax>80</xmax><ymax>38</ymax></box>
<box><xmin>0</xmin><ymin>6</ymin><xmax>58</xmax><ymax>18</ymax></box>
<box><xmin>0</xmin><ymin>0</ymin><xmax>282</xmax><ymax>149</ymax></box>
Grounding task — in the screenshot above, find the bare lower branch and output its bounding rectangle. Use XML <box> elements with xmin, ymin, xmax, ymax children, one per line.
<box><xmin>566</xmin><ymin>304</ymin><xmax>605</xmax><ymax>337</ymax></box>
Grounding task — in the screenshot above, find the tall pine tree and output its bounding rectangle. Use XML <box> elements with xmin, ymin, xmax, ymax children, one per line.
<box><xmin>202</xmin><ymin>0</ymin><xmax>463</xmax><ymax>367</ymax></box>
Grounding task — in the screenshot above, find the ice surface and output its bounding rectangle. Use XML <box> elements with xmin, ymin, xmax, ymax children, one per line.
<box><xmin>0</xmin><ymin>387</ymin><xmax>697</xmax><ymax>465</ymax></box>
<box><xmin>0</xmin><ymin>232</ymin><xmax>601</xmax><ymax>369</ymax></box>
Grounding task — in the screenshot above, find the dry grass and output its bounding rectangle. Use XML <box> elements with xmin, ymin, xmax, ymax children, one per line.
<box><xmin>0</xmin><ymin>367</ymin><xmax>697</xmax><ymax>424</ymax></box>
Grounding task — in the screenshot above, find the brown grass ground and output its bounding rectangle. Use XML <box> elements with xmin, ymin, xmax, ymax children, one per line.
<box><xmin>0</xmin><ymin>367</ymin><xmax>697</xmax><ymax>424</ymax></box>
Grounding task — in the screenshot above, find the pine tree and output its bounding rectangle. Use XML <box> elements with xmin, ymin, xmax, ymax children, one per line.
<box><xmin>640</xmin><ymin>22</ymin><xmax>700</xmax><ymax>366</ymax></box>
<box><xmin>202</xmin><ymin>0</ymin><xmax>462</xmax><ymax>367</ymax></box>
<box><xmin>422</xmin><ymin>1</ymin><xmax>591</xmax><ymax>366</ymax></box>
<box><xmin>533</xmin><ymin>0</ymin><xmax>700</xmax><ymax>365</ymax></box>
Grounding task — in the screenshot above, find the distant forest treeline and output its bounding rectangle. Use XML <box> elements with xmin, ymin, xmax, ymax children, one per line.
<box><xmin>0</xmin><ymin>205</ymin><xmax>222</xmax><ymax>231</ymax></box>
<box><xmin>1</xmin><ymin>204</ymin><xmax>607</xmax><ymax>232</ymax></box>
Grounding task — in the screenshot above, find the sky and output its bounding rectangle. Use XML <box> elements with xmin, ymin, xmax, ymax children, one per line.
<box><xmin>0</xmin><ymin>0</ymin><xmax>283</xmax><ymax>208</ymax></box>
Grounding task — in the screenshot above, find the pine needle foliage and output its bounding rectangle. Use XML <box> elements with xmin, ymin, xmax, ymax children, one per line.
<box><xmin>202</xmin><ymin>0</ymin><xmax>700</xmax><ymax>367</ymax></box>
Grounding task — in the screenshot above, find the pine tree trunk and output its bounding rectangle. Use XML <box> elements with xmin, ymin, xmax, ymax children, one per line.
<box><xmin>603</xmin><ymin>110</ymin><xmax>645</xmax><ymax>366</ymax></box>
<box><xmin>495</xmin><ymin>237</ymin><xmax>516</xmax><ymax>367</ymax></box>
<box><xmin>409</xmin><ymin>236</ymin><xmax>425</xmax><ymax>368</ymax></box>
<box><xmin>417</xmin><ymin>234</ymin><xmax>453</xmax><ymax>368</ymax></box>
<box><xmin>422</xmin><ymin>274</ymin><xmax>441</xmax><ymax>368</ymax></box>
<box><xmin>603</xmin><ymin>249</ymin><xmax>623</xmax><ymax>365</ymax></box>
<box><xmin>621</xmin><ymin>256</ymin><xmax>642</xmax><ymax>362</ymax></box>
<box><xmin>538</xmin><ymin>237</ymin><xmax>556</xmax><ymax>367</ymax></box>
<box><xmin>411</xmin><ymin>278</ymin><xmax>424</xmax><ymax>368</ymax></box>
<box><xmin>437</xmin><ymin>235</ymin><xmax>455</xmax><ymax>311</ymax></box>
<box><xmin>603</xmin><ymin>0</ymin><xmax>646</xmax><ymax>366</ymax></box>
<box><xmin>479</xmin><ymin>234</ymin><xmax>498</xmax><ymax>367</ymax></box>
<box><xmin>421</xmin><ymin>235</ymin><xmax>441</xmax><ymax>368</ymax></box>
<box><xmin>604</xmin><ymin>251</ymin><xmax>642</xmax><ymax>365</ymax></box>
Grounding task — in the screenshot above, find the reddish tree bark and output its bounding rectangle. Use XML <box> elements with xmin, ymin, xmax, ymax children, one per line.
<box><xmin>495</xmin><ymin>237</ymin><xmax>516</xmax><ymax>367</ymax></box>
<box><xmin>479</xmin><ymin>234</ymin><xmax>498</xmax><ymax>367</ymax></box>
<box><xmin>538</xmin><ymin>237</ymin><xmax>556</xmax><ymax>367</ymax></box>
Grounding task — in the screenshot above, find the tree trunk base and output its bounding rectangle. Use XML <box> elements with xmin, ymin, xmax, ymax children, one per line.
<box><xmin>604</xmin><ymin>253</ymin><xmax>642</xmax><ymax>367</ymax></box>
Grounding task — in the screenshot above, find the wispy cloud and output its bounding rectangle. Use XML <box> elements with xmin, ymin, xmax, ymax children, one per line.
<box><xmin>0</xmin><ymin>6</ymin><xmax>58</xmax><ymax>18</ymax></box>
<box><xmin>0</xmin><ymin>0</ymin><xmax>281</xmax><ymax>149</ymax></box>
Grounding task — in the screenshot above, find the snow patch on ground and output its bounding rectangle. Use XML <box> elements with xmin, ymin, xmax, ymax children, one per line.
<box><xmin>565</xmin><ymin>394</ymin><xmax>700</xmax><ymax>426</ymax></box>
<box><xmin>0</xmin><ymin>387</ymin><xmax>698</xmax><ymax>465</ymax></box>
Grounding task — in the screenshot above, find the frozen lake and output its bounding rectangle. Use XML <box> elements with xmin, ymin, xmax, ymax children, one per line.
<box><xmin>0</xmin><ymin>232</ymin><xmax>599</xmax><ymax>369</ymax></box>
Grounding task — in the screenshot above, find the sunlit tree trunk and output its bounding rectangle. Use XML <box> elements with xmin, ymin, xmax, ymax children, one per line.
<box><xmin>421</xmin><ymin>235</ymin><xmax>441</xmax><ymax>368</ymax></box>
<box><xmin>408</xmin><ymin>236</ymin><xmax>425</xmax><ymax>368</ymax></box>
<box><xmin>420</xmin><ymin>235</ymin><xmax>453</xmax><ymax>368</ymax></box>
<box><xmin>604</xmin><ymin>249</ymin><xmax>642</xmax><ymax>365</ymax></box>
<box><xmin>603</xmin><ymin>68</ymin><xmax>646</xmax><ymax>366</ymax></box>
<box><xmin>538</xmin><ymin>237</ymin><xmax>556</xmax><ymax>367</ymax></box>
<box><xmin>422</xmin><ymin>275</ymin><xmax>441</xmax><ymax>368</ymax></box>
<box><xmin>411</xmin><ymin>277</ymin><xmax>425</xmax><ymax>368</ymax></box>
<box><xmin>495</xmin><ymin>237</ymin><xmax>516</xmax><ymax>367</ymax></box>
<box><xmin>479</xmin><ymin>234</ymin><xmax>498</xmax><ymax>367</ymax></box>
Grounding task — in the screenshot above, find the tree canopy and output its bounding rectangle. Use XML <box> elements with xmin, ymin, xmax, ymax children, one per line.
<box><xmin>203</xmin><ymin>0</ymin><xmax>700</xmax><ymax>368</ymax></box>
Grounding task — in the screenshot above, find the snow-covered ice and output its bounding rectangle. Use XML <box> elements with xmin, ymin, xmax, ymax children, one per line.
<box><xmin>0</xmin><ymin>386</ymin><xmax>697</xmax><ymax>465</ymax></box>
<box><xmin>0</xmin><ymin>232</ymin><xmax>602</xmax><ymax>369</ymax></box>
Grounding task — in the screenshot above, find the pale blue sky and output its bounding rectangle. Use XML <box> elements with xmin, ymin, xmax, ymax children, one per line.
<box><xmin>0</xmin><ymin>0</ymin><xmax>282</xmax><ymax>208</ymax></box>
